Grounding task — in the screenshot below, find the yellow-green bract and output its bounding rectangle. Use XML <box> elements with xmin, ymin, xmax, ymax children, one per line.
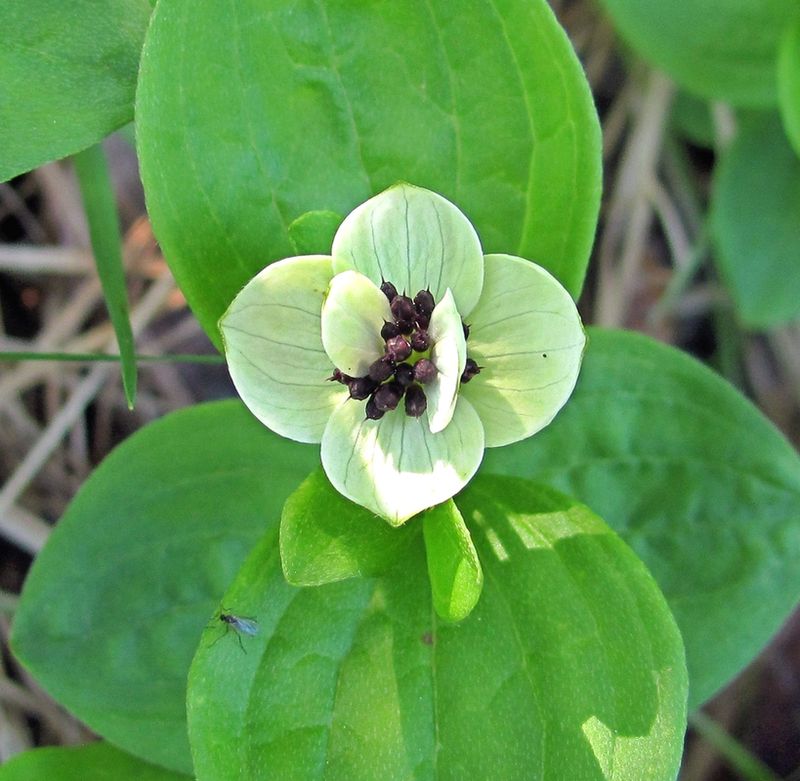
<box><xmin>220</xmin><ymin>184</ymin><xmax>585</xmax><ymax>524</ymax></box>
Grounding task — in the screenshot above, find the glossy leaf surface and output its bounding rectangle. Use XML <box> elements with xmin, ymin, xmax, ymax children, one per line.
<box><xmin>779</xmin><ymin>16</ymin><xmax>800</xmax><ymax>158</ymax></box>
<box><xmin>484</xmin><ymin>328</ymin><xmax>800</xmax><ymax>708</ymax></box>
<box><xmin>136</xmin><ymin>0</ymin><xmax>602</xmax><ymax>346</ymax></box>
<box><xmin>0</xmin><ymin>743</ymin><xmax>189</xmax><ymax>781</ymax></box>
<box><xmin>0</xmin><ymin>0</ymin><xmax>151</xmax><ymax>181</ymax></box>
<box><xmin>711</xmin><ymin>113</ymin><xmax>800</xmax><ymax>328</ymax></box>
<box><xmin>280</xmin><ymin>469</ymin><xmax>418</xmax><ymax>586</ymax></box>
<box><xmin>12</xmin><ymin>401</ymin><xmax>318</xmax><ymax>773</ymax></box>
<box><xmin>188</xmin><ymin>476</ymin><xmax>686</xmax><ymax>780</ymax></box>
<box><xmin>288</xmin><ymin>211</ymin><xmax>342</xmax><ymax>256</ymax></box>
<box><xmin>422</xmin><ymin>500</ymin><xmax>483</xmax><ymax>622</ymax></box>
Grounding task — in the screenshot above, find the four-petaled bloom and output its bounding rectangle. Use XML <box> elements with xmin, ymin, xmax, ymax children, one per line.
<box><xmin>220</xmin><ymin>184</ymin><xmax>585</xmax><ymax>524</ymax></box>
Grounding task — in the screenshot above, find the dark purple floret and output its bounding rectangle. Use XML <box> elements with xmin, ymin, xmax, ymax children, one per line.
<box><xmin>416</xmin><ymin>311</ymin><xmax>430</xmax><ymax>329</ymax></box>
<box><xmin>410</xmin><ymin>329</ymin><xmax>430</xmax><ymax>352</ymax></box>
<box><xmin>380</xmin><ymin>280</ymin><xmax>398</xmax><ymax>302</ymax></box>
<box><xmin>385</xmin><ymin>335</ymin><xmax>412</xmax><ymax>362</ymax></box>
<box><xmin>368</xmin><ymin>356</ymin><xmax>395</xmax><ymax>383</ymax></box>
<box><xmin>348</xmin><ymin>376</ymin><xmax>378</xmax><ymax>400</ymax></box>
<box><xmin>365</xmin><ymin>396</ymin><xmax>386</xmax><ymax>420</ymax></box>
<box><xmin>374</xmin><ymin>381</ymin><xmax>404</xmax><ymax>411</ymax></box>
<box><xmin>328</xmin><ymin>368</ymin><xmax>350</xmax><ymax>384</ymax></box>
<box><xmin>404</xmin><ymin>384</ymin><xmax>427</xmax><ymax>417</ymax></box>
<box><xmin>413</xmin><ymin>358</ymin><xmax>437</xmax><ymax>384</ymax></box>
<box><xmin>381</xmin><ymin>320</ymin><xmax>400</xmax><ymax>340</ymax></box>
<box><xmin>414</xmin><ymin>289</ymin><xmax>435</xmax><ymax>316</ymax></box>
<box><xmin>396</xmin><ymin>318</ymin><xmax>415</xmax><ymax>335</ymax></box>
<box><xmin>461</xmin><ymin>358</ymin><xmax>481</xmax><ymax>384</ymax></box>
<box><xmin>394</xmin><ymin>362</ymin><xmax>415</xmax><ymax>387</ymax></box>
<box><xmin>390</xmin><ymin>294</ymin><xmax>416</xmax><ymax>323</ymax></box>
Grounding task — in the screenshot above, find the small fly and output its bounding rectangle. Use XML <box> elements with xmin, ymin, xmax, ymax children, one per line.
<box><xmin>209</xmin><ymin>609</ymin><xmax>259</xmax><ymax>653</ymax></box>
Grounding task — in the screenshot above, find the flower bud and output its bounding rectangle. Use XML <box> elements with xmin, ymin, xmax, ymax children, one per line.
<box><xmin>461</xmin><ymin>358</ymin><xmax>480</xmax><ymax>383</ymax></box>
<box><xmin>396</xmin><ymin>318</ymin><xmax>415</xmax><ymax>335</ymax></box>
<box><xmin>404</xmin><ymin>384</ymin><xmax>427</xmax><ymax>417</ymax></box>
<box><xmin>414</xmin><ymin>289</ymin><xmax>435</xmax><ymax>316</ymax></box>
<box><xmin>380</xmin><ymin>280</ymin><xmax>398</xmax><ymax>302</ymax></box>
<box><xmin>413</xmin><ymin>358</ymin><xmax>437</xmax><ymax>384</ymax></box>
<box><xmin>416</xmin><ymin>311</ymin><xmax>430</xmax><ymax>329</ymax></box>
<box><xmin>381</xmin><ymin>320</ymin><xmax>400</xmax><ymax>340</ymax></box>
<box><xmin>365</xmin><ymin>396</ymin><xmax>386</xmax><ymax>420</ymax></box>
<box><xmin>394</xmin><ymin>362</ymin><xmax>415</xmax><ymax>387</ymax></box>
<box><xmin>348</xmin><ymin>376</ymin><xmax>378</xmax><ymax>400</ymax></box>
<box><xmin>368</xmin><ymin>356</ymin><xmax>395</xmax><ymax>383</ymax></box>
<box><xmin>385</xmin><ymin>335</ymin><xmax>412</xmax><ymax>362</ymax></box>
<box><xmin>374</xmin><ymin>381</ymin><xmax>404</xmax><ymax>411</ymax></box>
<box><xmin>328</xmin><ymin>368</ymin><xmax>350</xmax><ymax>384</ymax></box>
<box><xmin>390</xmin><ymin>294</ymin><xmax>416</xmax><ymax>323</ymax></box>
<box><xmin>410</xmin><ymin>329</ymin><xmax>430</xmax><ymax>352</ymax></box>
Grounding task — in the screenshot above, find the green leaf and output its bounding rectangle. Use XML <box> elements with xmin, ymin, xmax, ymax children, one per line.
<box><xmin>779</xmin><ymin>15</ymin><xmax>800</xmax><ymax>158</ymax></box>
<box><xmin>0</xmin><ymin>0</ymin><xmax>151</xmax><ymax>182</ymax></box>
<box><xmin>11</xmin><ymin>401</ymin><xmax>318</xmax><ymax>774</ymax></box>
<box><xmin>136</xmin><ymin>0</ymin><xmax>601</xmax><ymax>347</ymax></box>
<box><xmin>116</xmin><ymin>122</ymin><xmax>138</xmax><ymax>150</ymax></box>
<box><xmin>73</xmin><ymin>144</ymin><xmax>137</xmax><ymax>407</ymax></box>
<box><xmin>596</xmin><ymin>0</ymin><xmax>795</xmax><ymax>106</ymax></box>
<box><xmin>0</xmin><ymin>744</ymin><xmax>189</xmax><ymax>781</ymax></box>
<box><xmin>422</xmin><ymin>500</ymin><xmax>482</xmax><ymax>622</ymax></box>
<box><xmin>711</xmin><ymin>112</ymin><xmax>800</xmax><ymax>328</ymax></box>
<box><xmin>280</xmin><ymin>469</ymin><xmax>419</xmax><ymax>586</ymax></box>
<box><xmin>188</xmin><ymin>475</ymin><xmax>686</xmax><ymax>780</ymax></box>
<box><xmin>483</xmin><ymin>327</ymin><xmax>800</xmax><ymax>708</ymax></box>
<box><xmin>670</xmin><ymin>92</ymin><xmax>715</xmax><ymax>148</ymax></box>
<box><xmin>288</xmin><ymin>211</ymin><xmax>342</xmax><ymax>256</ymax></box>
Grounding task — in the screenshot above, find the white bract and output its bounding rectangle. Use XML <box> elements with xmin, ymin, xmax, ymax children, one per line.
<box><xmin>220</xmin><ymin>184</ymin><xmax>585</xmax><ymax>525</ymax></box>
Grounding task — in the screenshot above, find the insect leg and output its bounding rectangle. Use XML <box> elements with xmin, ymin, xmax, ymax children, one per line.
<box><xmin>208</xmin><ymin>624</ymin><xmax>228</xmax><ymax>648</ymax></box>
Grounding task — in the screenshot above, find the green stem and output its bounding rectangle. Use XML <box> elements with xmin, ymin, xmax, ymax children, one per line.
<box><xmin>712</xmin><ymin>302</ymin><xmax>746</xmax><ymax>390</ymax></box>
<box><xmin>689</xmin><ymin>711</ymin><xmax>781</xmax><ymax>781</ymax></box>
<box><xmin>649</xmin><ymin>223</ymin><xmax>710</xmax><ymax>324</ymax></box>
<box><xmin>0</xmin><ymin>351</ymin><xmax>224</xmax><ymax>365</ymax></box>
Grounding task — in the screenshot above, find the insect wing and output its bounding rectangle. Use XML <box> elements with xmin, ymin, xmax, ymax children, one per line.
<box><xmin>231</xmin><ymin>616</ymin><xmax>259</xmax><ymax>636</ymax></box>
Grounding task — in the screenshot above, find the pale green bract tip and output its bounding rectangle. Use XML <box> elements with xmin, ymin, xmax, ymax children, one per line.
<box><xmin>320</xmin><ymin>397</ymin><xmax>485</xmax><ymax>525</ymax></box>
<box><xmin>320</xmin><ymin>270</ymin><xmax>391</xmax><ymax>378</ymax></box>
<box><xmin>460</xmin><ymin>254</ymin><xmax>586</xmax><ymax>448</ymax></box>
<box><xmin>426</xmin><ymin>289</ymin><xmax>466</xmax><ymax>434</ymax></box>
<box><xmin>219</xmin><ymin>255</ymin><xmax>346</xmax><ymax>445</ymax></box>
<box><xmin>331</xmin><ymin>183</ymin><xmax>484</xmax><ymax>315</ymax></box>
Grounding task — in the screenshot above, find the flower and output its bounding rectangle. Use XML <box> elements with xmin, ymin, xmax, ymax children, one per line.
<box><xmin>220</xmin><ymin>184</ymin><xmax>585</xmax><ymax>524</ymax></box>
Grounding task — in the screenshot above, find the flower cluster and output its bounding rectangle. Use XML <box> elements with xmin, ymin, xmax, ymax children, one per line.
<box><xmin>328</xmin><ymin>282</ymin><xmax>480</xmax><ymax>422</ymax></box>
<box><xmin>220</xmin><ymin>184</ymin><xmax>585</xmax><ymax>524</ymax></box>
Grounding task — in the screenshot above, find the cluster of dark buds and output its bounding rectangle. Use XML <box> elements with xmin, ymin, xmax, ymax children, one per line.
<box><xmin>329</xmin><ymin>281</ymin><xmax>481</xmax><ymax>420</ymax></box>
